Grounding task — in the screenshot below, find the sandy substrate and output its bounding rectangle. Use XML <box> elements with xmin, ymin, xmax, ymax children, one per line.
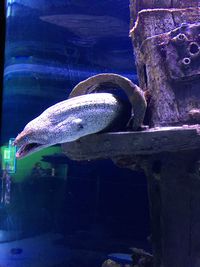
<box><xmin>0</xmin><ymin>233</ymin><xmax>70</xmax><ymax>267</ymax></box>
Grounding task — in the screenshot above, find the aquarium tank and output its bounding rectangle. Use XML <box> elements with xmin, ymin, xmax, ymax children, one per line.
<box><xmin>0</xmin><ymin>0</ymin><xmax>150</xmax><ymax>266</ymax></box>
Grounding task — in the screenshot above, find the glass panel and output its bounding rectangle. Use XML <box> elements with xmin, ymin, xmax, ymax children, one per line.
<box><xmin>0</xmin><ymin>1</ymin><xmax>150</xmax><ymax>266</ymax></box>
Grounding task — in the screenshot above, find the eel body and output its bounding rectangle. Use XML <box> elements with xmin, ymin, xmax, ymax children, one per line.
<box><xmin>14</xmin><ymin>93</ymin><xmax>128</xmax><ymax>158</ymax></box>
<box><xmin>70</xmin><ymin>73</ymin><xmax>147</xmax><ymax>130</ymax></box>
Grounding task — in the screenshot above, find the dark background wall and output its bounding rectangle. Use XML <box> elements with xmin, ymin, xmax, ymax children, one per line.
<box><xmin>0</xmin><ymin>0</ymin><xmax>5</xmax><ymax>145</ymax></box>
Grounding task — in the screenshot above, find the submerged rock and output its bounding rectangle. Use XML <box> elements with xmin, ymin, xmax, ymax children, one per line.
<box><xmin>102</xmin><ymin>259</ymin><xmax>132</xmax><ymax>267</ymax></box>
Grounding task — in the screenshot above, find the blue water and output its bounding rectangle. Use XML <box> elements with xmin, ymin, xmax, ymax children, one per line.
<box><xmin>1</xmin><ymin>1</ymin><xmax>150</xmax><ymax>266</ymax></box>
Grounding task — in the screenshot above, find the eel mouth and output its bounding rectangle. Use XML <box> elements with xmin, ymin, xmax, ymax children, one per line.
<box><xmin>16</xmin><ymin>143</ymin><xmax>46</xmax><ymax>159</ymax></box>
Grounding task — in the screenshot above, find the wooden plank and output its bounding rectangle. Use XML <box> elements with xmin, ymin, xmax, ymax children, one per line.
<box><xmin>131</xmin><ymin>8</ymin><xmax>200</xmax><ymax>46</ymax></box>
<box><xmin>61</xmin><ymin>125</ymin><xmax>200</xmax><ymax>161</ymax></box>
<box><xmin>130</xmin><ymin>9</ymin><xmax>200</xmax><ymax>127</ymax></box>
<box><xmin>129</xmin><ymin>0</ymin><xmax>200</xmax><ymax>24</ymax></box>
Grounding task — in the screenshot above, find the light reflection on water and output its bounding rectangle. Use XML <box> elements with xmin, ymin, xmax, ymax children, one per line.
<box><xmin>4</xmin><ymin>63</ymin><xmax>137</xmax><ymax>82</ymax></box>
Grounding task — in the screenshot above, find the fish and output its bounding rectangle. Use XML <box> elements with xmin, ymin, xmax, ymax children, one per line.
<box><xmin>69</xmin><ymin>73</ymin><xmax>147</xmax><ymax>130</ymax></box>
<box><xmin>13</xmin><ymin>93</ymin><xmax>129</xmax><ymax>159</ymax></box>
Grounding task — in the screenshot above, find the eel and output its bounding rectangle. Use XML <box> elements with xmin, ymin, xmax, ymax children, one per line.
<box><xmin>14</xmin><ymin>73</ymin><xmax>147</xmax><ymax>159</ymax></box>
<box><xmin>14</xmin><ymin>93</ymin><xmax>129</xmax><ymax>158</ymax></box>
<box><xmin>69</xmin><ymin>73</ymin><xmax>147</xmax><ymax>130</ymax></box>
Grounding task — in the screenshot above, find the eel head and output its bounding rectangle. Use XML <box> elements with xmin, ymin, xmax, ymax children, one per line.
<box><xmin>13</xmin><ymin>126</ymin><xmax>50</xmax><ymax>159</ymax></box>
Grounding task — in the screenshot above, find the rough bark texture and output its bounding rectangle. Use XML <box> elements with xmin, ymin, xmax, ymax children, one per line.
<box><xmin>130</xmin><ymin>0</ymin><xmax>200</xmax><ymax>27</ymax></box>
<box><xmin>62</xmin><ymin>125</ymin><xmax>200</xmax><ymax>160</ymax></box>
<box><xmin>130</xmin><ymin>7</ymin><xmax>200</xmax><ymax>127</ymax></box>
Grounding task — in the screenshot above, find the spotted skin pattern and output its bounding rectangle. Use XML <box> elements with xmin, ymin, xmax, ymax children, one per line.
<box><xmin>14</xmin><ymin>93</ymin><xmax>124</xmax><ymax>158</ymax></box>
